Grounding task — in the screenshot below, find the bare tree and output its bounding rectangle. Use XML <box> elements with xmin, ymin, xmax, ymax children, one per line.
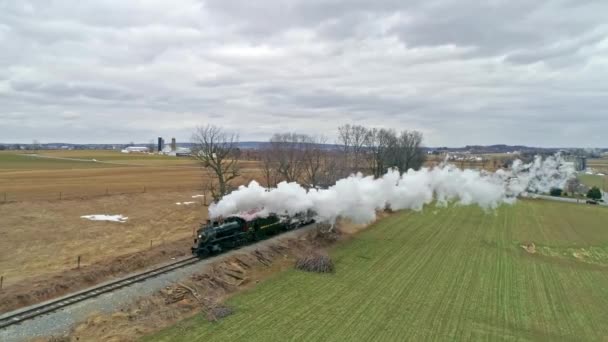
<box><xmin>260</xmin><ymin>147</ymin><xmax>278</xmax><ymax>187</ymax></box>
<box><xmin>320</xmin><ymin>150</ymin><xmax>342</xmax><ymax>186</ymax></box>
<box><xmin>364</xmin><ymin>128</ymin><xmax>381</xmax><ymax>177</ymax></box>
<box><xmin>364</xmin><ymin>128</ymin><xmax>425</xmax><ymax>176</ymax></box>
<box><xmin>270</xmin><ymin>133</ymin><xmax>306</xmax><ymax>183</ymax></box>
<box><xmin>565</xmin><ymin>178</ymin><xmax>582</xmax><ymax>194</ymax></box>
<box><xmin>367</xmin><ymin>128</ymin><xmax>398</xmax><ymax>177</ymax></box>
<box><xmin>337</xmin><ymin>125</ymin><xmax>352</xmax><ymax>175</ymax></box>
<box><xmin>264</xmin><ymin>133</ymin><xmax>339</xmax><ymax>189</ymax></box>
<box><xmin>337</xmin><ymin>124</ymin><xmax>370</xmax><ymax>175</ymax></box>
<box><xmin>350</xmin><ymin>125</ymin><xmax>369</xmax><ymax>172</ymax></box>
<box><xmin>191</xmin><ymin>125</ymin><xmax>240</xmax><ymax>202</ymax></box>
<box><xmin>395</xmin><ymin>130</ymin><xmax>425</xmax><ymax>172</ymax></box>
<box><xmin>302</xmin><ymin>135</ymin><xmax>329</xmax><ymax>188</ymax></box>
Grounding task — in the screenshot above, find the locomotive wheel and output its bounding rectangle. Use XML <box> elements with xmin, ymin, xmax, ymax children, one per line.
<box><xmin>197</xmin><ymin>248</ymin><xmax>210</xmax><ymax>258</ymax></box>
<box><xmin>211</xmin><ymin>244</ymin><xmax>222</xmax><ymax>254</ymax></box>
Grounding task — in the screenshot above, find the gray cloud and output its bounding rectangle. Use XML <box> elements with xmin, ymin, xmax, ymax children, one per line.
<box><xmin>0</xmin><ymin>0</ymin><xmax>607</xmax><ymax>147</ymax></box>
<box><xmin>10</xmin><ymin>81</ymin><xmax>138</xmax><ymax>101</ymax></box>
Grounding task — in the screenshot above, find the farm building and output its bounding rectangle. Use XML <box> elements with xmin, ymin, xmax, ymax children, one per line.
<box><xmin>121</xmin><ymin>146</ymin><xmax>149</xmax><ymax>153</ymax></box>
<box><xmin>162</xmin><ymin>147</ymin><xmax>191</xmax><ymax>157</ymax></box>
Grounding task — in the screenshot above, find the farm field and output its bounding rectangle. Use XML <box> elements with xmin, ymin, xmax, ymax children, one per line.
<box><xmin>28</xmin><ymin>150</ymin><xmax>200</xmax><ymax>166</ymax></box>
<box><xmin>588</xmin><ymin>157</ymin><xmax>608</xmax><ymax>174</ymax></box>
<box><xmin>0</xmin><ymin>151</ymin><xmax>119</xmax><ymax>171</ymax></box>
<box><xmin>0</xmin><ymin>149</ymin><xmax>265</xmax><ymax>311</ymax></box>
<box><xmin>424</xmin><ymin>152</ymin><xmax>514</xmax><ymax>171</ymax></box>
<box><xmin>578</xmin><ymin>173</ymin><xmax>607</xmax><ymax>192</ymax></box>
<box><xmin>0</xmin><ymin>150</ymin><xmax>198</xmax><ymax>170</ymax></box>
<box><xmin>150</xmin><ymin>200</ymin><xmax>608</xmax><ymax>341</ymax></box>
<box><xmin>0</xmin><ymin>151</ymin><xmax>262</xmax><ymax>201</ymax></box>
<box><xmin>0</xmin><ymin>190</ymin><xmax>207</xmax><ymax>287</ymax></box>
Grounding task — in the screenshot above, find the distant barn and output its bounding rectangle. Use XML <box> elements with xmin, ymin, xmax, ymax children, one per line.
<box><xmin>121</xmin><ymin>146</ymin><xmax>149</xmax><ymax>153</ymax></box>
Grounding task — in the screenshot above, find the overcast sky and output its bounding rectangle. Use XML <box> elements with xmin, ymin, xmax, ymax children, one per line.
<box><xmin>1</xmin><ymin>1</ymin><xmax>607</xmax><ymax>146</ymax></box>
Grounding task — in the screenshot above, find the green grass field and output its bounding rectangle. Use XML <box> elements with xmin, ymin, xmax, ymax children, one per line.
<box><xmin>149</xmin><ymin>200</ymin><xmax>608</xmax><ymax>341</ymax></box>
<box><xmin>578</xmin><ymin>174</ymin><xmax>607</xmax><ymax>192</ymax></box>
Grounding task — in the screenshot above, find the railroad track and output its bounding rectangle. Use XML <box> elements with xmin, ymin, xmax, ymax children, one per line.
<box><xmin>0</xmin><ymin>256</ymin><xmax>201</xmax><ymax>329</ymax></box>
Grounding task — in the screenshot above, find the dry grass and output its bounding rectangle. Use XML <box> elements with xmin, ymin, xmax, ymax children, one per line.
<box><xmin>31</xmin><ymin>219</ymin><xmax>379</xmax><ymax>341</ymax></box>
<box><xmin>588</xmin><ymin>157</ymin><xmax>608</xmax><ymax>173</ymax></box>
<box><xmin>295</xmin><ymin>250</ymin><xmax>335</xmax><ymax>273</ymax></box>
<box><xmin>423</xmin><ymin>153</ymin><xmax>514</xmax><ymax>172</ymax></box>
<box><xmin>0</xmin><ymin>163</ymin><xmax>263</xmax><ymax>202</ymax></box>
<box><xmin>206</xmin><ymin>305</ymin><xmax>234</xmax><ymax>322</ymax></box>
<box><xmin>521</xmin><ymin>242</ymin><xmax>536</xmax><ymax>254</ymax></box>
<box><xmin>0</xmin><ymin>150</ymin><xmax>267</xmax><ymax>314</ymax></box>
<box><xmin>0</xmin><ymin>237</ymin><xmax>193</xmax><ymax>313</ymax></box>
<box><xmin>0</xmin><ymin>190</ymin><xmax>206</xmax><ymax>288</ymax></box>
<box><xmin>59</xmin><ymin>234</ymin><xmax>323</xmax><ymax>342</ymax></box>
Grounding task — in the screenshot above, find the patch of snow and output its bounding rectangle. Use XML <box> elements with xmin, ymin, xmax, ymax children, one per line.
<box><xmin>597</xmin><ymin>173</ymin><xmax>605</xmax><ymax>176</ymax></box>
<box><xmin>191</xmin><ymin>194</ymin><xmax>205</xmax><ymax>198</ymax></box>
<box><xmin>585</xmin><ymin>171</ymin><xmax>594</xmax><ymax>175</ymax></box>
<box><xmin>81</xmin><ymin>214</ymin><xmax>128</xmax><ymax>223</ymax></box>
<box><xmin>176</xmin><ymin>202</ymin><xmax>196</xmax><ymax>205</ymax></box>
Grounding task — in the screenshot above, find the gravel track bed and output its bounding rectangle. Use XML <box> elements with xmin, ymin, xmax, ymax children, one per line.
<box><xmin>0</xmin><ymin>225</ymin><xmax>315</xmax><ymax>342</ymax></box>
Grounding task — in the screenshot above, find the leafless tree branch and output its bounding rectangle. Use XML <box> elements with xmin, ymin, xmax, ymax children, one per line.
<box><xmin>191</xmin><ymin>125</ymin><xmax>240</xmax><ymax>202</ymax></box>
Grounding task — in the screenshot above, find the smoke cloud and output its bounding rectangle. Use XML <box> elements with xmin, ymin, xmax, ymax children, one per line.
<box><xmin>209</xmin><ymin>154</ymin><xmax>575</xmax><ymax>224</ymax></box>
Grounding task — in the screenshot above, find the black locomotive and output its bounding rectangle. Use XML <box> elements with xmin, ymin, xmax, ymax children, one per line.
<box><xmin>192</xmin><ymin>210</ymin><xmax>314</xmax><ymax>257</ymax></box>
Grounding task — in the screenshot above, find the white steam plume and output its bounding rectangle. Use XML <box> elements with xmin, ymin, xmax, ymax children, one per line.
<box><xmin>209</xmin><ymin>154</ymin><xmax>574</xmax><ymax>224</ymax></box>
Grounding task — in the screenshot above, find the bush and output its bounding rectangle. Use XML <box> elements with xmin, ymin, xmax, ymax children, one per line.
<box><xmin>206</xmin><ymin>305</ymin><xmax>234</xmax><ymax>322</ymax></box>
<box><xmin>295</xmin><ymin>250</ymin><xmax>335</xmax><ymax>273</ymax></box>
<box><xmin>550</xmin><ymin>188</ymin><xmax>562</xmax><ymax>197</ymax></box>
<box><xmin>587</xmin><ymin>186</ymin><xmax>602</xmax><ymax>200</ymax></box>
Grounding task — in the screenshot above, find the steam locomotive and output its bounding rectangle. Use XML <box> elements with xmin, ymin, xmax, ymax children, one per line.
<box><xmin>192</xmin><ymin>210</ymin><xmax>314</xmax><ymax>257</ymax></box>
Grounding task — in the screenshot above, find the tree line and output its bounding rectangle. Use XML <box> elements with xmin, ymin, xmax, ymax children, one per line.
<box><xmin>191</xmin><ymin>124</ymin><xmax>426</xmax><ymax>201</ymax></box>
